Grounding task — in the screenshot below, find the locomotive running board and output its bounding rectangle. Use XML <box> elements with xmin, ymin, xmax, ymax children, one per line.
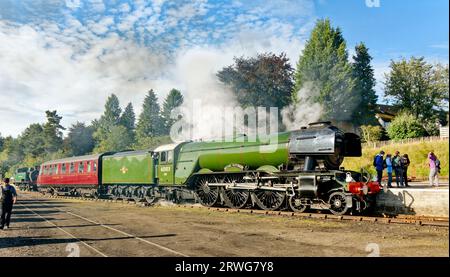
<box><xmin>206</xmin><ymin>182</ymin><xmax>296</xmax><ymax>192</ymax></box>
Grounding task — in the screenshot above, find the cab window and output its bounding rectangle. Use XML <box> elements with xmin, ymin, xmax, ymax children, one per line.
<box><xmin>160</xmin><ymin>151</ymin><xmax>167</xmax><ymax>163</ymax></box>
<box><xmin>167</xmin><ymin>150</ymin><xmax>173</xmax><ymax>162</ymax></box>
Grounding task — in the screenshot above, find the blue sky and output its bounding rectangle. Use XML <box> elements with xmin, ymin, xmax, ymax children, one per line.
<box><xmin>0</xmin><ymin>0</ymin><xmax>448</xmax><ymax>137</ymax></box>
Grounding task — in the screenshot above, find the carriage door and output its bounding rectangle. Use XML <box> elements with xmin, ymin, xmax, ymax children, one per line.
<box><xmin>157</xmin><ymin>150</ymin><xmax>174</xmax><ymax>185</ymax></box>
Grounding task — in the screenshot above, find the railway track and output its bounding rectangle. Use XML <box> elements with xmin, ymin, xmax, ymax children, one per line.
<box><xmin>23</xmin><ymin>191</ymin><xmax>449</xmax><ymax>228</ymax></box>
<box><xmin>18</xmin><ymin>194</ymin><xmax>189</xmax><ymax>257</ymax></box>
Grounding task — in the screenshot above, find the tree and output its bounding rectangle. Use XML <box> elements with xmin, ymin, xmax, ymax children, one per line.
<box><xmin>120</xmin><ymin>102</ymin><xmax>136</xmax><ymax>142</ymax></box>
<box><xmin>386</xmin><ymin>112</ymin><xmax>426</xmax><ymax>140</ymax></box>
<box><xmin>95</xmin><ymin>125</ymin><xmax>134</xmax><ymax>153</ymax></box>
<box><xmin>161</xmin><ymin>89</ymin><xmax>183</xmax><ymax>134</ymax></box>
<box><xmin>136</xmin><ymin>89</ymin><xmax>164</xmax><ymax>143</ymax></box>
<box><xmin>120</xmin><ymin>103</ymin><xmax>136</xmax><ymax>132</ymax></box>
<box><xmin>20</xmin><ymin>123</ymin><xmax>45</xmax><ymax>157</ymax></box>
<box><xmin>217</xmin><ymin>52</ymin><xmax>294</xmax><ymax>109</ymax></box>
<box><xmin>294</xmin><ymin>19</ymin><xmax>356</xmax><ymax>122</ymax></box>
<box><xmin>64</xmin><ymin>122</ymin><xmax>95</xmax><ymax>156</ymax></box>
<box><xmin>360</xmin><ymin>125</ymin><xmax>383</xmax><ymax>142</ymax></box>
<box><xmin>352</xmin><ymin>43</ymin><xmax>378</xmax><ymax>126</ymax></box>
<box><xmin>0</xmin><ymin>133</ymin><xmax>4</xmax><ymax>153</ymax></box>
<box><xmin>384</xmin><ymin>57</ymin><xmax>448</xmax><ymax>120</ymax></box>
<box><xmin>43</xmin><ymin>110</ymin><xmax>65</xmax><ymax>153</ymax></box>
<box><xmin>94</xmin><ymin>94</ymin><xmax>122</xmax><ymax>147</ymax></box>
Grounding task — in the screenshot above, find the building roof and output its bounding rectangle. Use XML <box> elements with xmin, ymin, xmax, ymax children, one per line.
<box><xmin>41</xmin><ymin>154</ymin><xmax>103</xmax><ymax>166</ymax></box>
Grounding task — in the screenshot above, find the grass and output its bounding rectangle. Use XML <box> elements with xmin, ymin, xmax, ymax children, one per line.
<box><xmin>342</xmin><ymin>139</ymin><xmax>449</xmax><ymax>180</ymax></box>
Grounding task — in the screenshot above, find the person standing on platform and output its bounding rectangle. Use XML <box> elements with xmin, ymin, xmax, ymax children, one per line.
<box><xmin>392</xmin><ymin>151</ymin><xmax>404</xmax><ymax>187</ymax></box>
<box><xmin>0</xmin><ymin>178</ymin><xmax>17</xmax><ymax>230</ymax></box>
<box><xmin>373</xmin><ymin>150</ymin><xmax>385</xmax><ymax>185</ymax></box>
<box><xmin>385</xmin><ymin>154</ymin><xmax>393</xmax><ymax>188</ymax></box>
<box><xmin>428</xmin><ymin>152</ymin><xmax>440</xmax><ymax>187</ymax></box>
<box><xmin>401</xmin><ymin>154</ymin><xmax>411</xmax><ymax>187</ymax></box>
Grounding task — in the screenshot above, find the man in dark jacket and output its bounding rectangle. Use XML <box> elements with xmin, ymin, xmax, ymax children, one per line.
<box><xmin>1</xmin><ymin>178</ymin><xmax>17</xmax><ymax>230</ymax></box>
<box><xmin>392</xmin><ymin>151</ymin><xmax>404</xmax><ymax>187</ymax></box>
<box><xmin>373</xmin><ymin>151</ymin><xmax>385</xmax><ymax>184</ymax></box>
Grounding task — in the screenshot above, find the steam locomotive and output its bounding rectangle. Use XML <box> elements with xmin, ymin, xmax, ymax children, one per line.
<box><xmin>13</xmin><ymin>167</ymin><xmax>39</xmax><ymax>191</ymax></box>
<box><xmin>36</xmin><ymin>122</ymin><xmax>380</xmax><ymax>215</ymax></box>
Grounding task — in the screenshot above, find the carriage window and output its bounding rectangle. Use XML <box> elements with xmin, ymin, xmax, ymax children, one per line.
<box><xmin>49</xmin><ymin>165</ymin><xmax>53</xmax><ymax>175</ymax></box>
<box><xmin>160</xmin><ymin>151</ymin><xmax>167</xmax><ymax>163</ymax></box>
<box><xmin>93</xmin><ymin>162</ymin><xmax>97</xmax><ymax>172</ymax></box>
<box><xmin>54</xmin><ymin>164</ymin><xmax>59</xmax><ymax>174</ymax></box>
<box><xmin>78</xmin><ymin>162</ymin><xmax>84</xmax><ymax>173</ymax></box>
<box><xmin>44</xmin><ymin>166</ymin><xmax>48</xmax><ymax>175</ymax></box>
<box><xmin>70</xmin><ymin>163</ymin><xmax>75</xmax><ymax>173</ymax></box>
<box><xmin>167</xmin><ymin>151</ymin><xmax>173</xmax><ymax>162</ymax></box>
<box><xmin>87</xmin><ymin>161</ymin><xmax>91</xmax><ymax>172</ymax></box>
<box><xmin>61</xmin><ymin>163</ymin><xmax>66</xmax><ymax>174</ymax></box>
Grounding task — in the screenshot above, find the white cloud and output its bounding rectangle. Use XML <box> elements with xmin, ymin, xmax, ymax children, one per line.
<box><xmin>0</xmin><ymin>0</ymin><xmax>315</xmax><ymax>137</ymax></box>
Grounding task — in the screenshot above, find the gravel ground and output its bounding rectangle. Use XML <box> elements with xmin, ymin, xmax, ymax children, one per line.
<box><xmin>0</xmin><ymin>192</ymin><xmax>448</xmax><ymax>257</ymax></box>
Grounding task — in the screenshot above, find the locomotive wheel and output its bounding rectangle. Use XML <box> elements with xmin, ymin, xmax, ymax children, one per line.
<box><xmin>288</xmin><ymin>194</ymin><xmax>308</xmax><ymax>213</ymax></box>
<box><xmin>251</xmin><ymin>190</ymin><xmax>286</xmax><ymax>211</ymax></box>
<box><xmin>132</xmin><ymin>187</ymin><xmax>145</xmax><ymax>202</ymax></box>
<box><xmin>221</xmin><ymin>176</ymin><xmax>250</xmax><ymax>209</ymax></box>
<box><xmin>194</xmin><ymin>176</ymin><xmax>220</xmax><ymax>207</ymax></box>
<box><xmin>328</xmin><ymin>191</ymin><xmax>349</xmax><ymax>215</ymax></box>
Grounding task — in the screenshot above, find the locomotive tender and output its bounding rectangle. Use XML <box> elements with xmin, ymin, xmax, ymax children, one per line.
<box><xmin>36</xmin><ymin>122</ymin><xmax>381</xmax><ymax>215</ymax></box>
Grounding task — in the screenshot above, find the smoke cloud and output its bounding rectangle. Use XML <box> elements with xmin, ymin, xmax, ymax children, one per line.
<box><xmin>281</xmin><ymin>82</ymin><xmax>323</xmax><ymax>130</ymax></box>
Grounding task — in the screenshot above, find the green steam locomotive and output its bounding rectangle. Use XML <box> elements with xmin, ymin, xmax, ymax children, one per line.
<box><xmin>37</xmin><ymin>122</ymin><xmax>381</xmax><ymax>215</ymax></box>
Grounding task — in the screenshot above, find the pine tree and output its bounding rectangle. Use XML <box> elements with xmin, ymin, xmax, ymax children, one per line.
<box><xmin>352</xmin><ymin>43</ymin><xmax>378</xmax><ymax>126</ymax></box>
<box><xmin>120</xmin><ymin>102</ymin><xmax>136</xmax><ymax>141</ymax></box>
<box><xmin>161</xmin><ymin>89</ymin><xmax>183</xmax><ymax>134</ymax></box>
<box><xmin>43</xmin><ymin>110</ymin><xmax>65</xmax><ymax>154</ymax></box>
<box><xmin>94</xmin><ymin>94</ymin><xmax>122</xmax><ymax>147</ymax></box>
<box><xmin>294</xmin><ymin>19</ymin><xmax>356</xmax><ymax>122</ymax></box>
<box><xmin>136</xmin><ymin>90</ymin><xmax>164</xmax><ymax>142</ymax></box>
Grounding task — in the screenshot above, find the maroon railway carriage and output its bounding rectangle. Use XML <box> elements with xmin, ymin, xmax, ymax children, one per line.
<box><xmin>37</xmin><ymin>154</ymin><xmax>107</xmax><ymax>197</ymax></box>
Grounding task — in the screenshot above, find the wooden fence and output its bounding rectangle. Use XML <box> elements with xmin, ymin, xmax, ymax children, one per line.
<box><xmin>362</xmin><ymin>136</ymin><xmax>447</xmax><ymax>148</ymax></box>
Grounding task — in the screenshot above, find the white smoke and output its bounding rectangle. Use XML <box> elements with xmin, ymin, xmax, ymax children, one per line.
<box><xmin>281</xmin><ymin>82</ymin><xmax>323</xmax><ymax>130</ymax></box>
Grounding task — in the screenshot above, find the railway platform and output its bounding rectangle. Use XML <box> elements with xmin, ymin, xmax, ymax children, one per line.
<box><xmin>376</xmin><ymin>181</ymin><xmax>449</xmax><ymax>217</ymax></box>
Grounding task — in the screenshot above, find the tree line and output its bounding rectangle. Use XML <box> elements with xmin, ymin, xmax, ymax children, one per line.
<box><xmin>1</xmin><ymin>18</ymin><xmax>448</xmax><ymax>176</ymax></box>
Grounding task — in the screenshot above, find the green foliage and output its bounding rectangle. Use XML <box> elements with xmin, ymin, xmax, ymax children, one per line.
<box><xmin>360</xmin><ymin>125</ymin><xmax>383</xmax><ymax>142</ymax></box>
<box><xmin>43</xmin><ymin>110</ymin><xmax>65</xmax><ymax>153</ymax></box>
<box><xmin>136</xmin><ymin>89</ymin><xmax>164</xmax><ymax>143</ymax></box>
<box><xmin>94</xmin><ymin>94</ymin><xmax>122</xmax><ymax>144</ymax></box>
<box><xmin>120</xmin><ymin>102</ymin><xmax>136</xmax><ymax>132</ymax></box>
<box><xmin>352</xmin><ymin>43</ymin><xmax>378</xmax><ymax>125</ymax></box>
<box><xmin>294</xmin><ymin>19</ymin><xmax>356</xmax><ymax>122</ymax></box>
<box><xmin>64</xmin><ymin>122</ymin><xmax>95</xmax><ymax>156</ymax></box>
<box><xmin>21</xmin><ymin>123</ymin><xmax>45</xmax><ymax>157</ymax></box>
<box><xmin>217</xmin><ymin>52</ymin><xmax>294</xmax><ymax>109</ymax></box>
<box><xmin>343</xmin><ymin>140</ymin><xmax>449</xmax><ymax>179</ymax></box>
<box><xmin>94</xmin><ymin>125</ymin><xmax>134</xmax><ymax>153</ymax></box>
<box><xmin>120</xmin><ymin>102</ymin><xmax>136</xmax><ymax>141</ymax></box>
<box><xmin>384</xmin><ymin>57</ymin><xmax>448</xmax><ymax>121</ymax></box>
<box><xmin>134</xmin><ymin>135</ymin><xmax>172</xmax><ymax>150</ymax></box>
<box><xmin>387</xmin><ymin>112</ymin><xmax>427</xmax><ymax>140</ymax></box>
<box><xmin>161</xmin><ymin>89</ymin><xmax>183</xmax><ymax>134</ymax></box>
